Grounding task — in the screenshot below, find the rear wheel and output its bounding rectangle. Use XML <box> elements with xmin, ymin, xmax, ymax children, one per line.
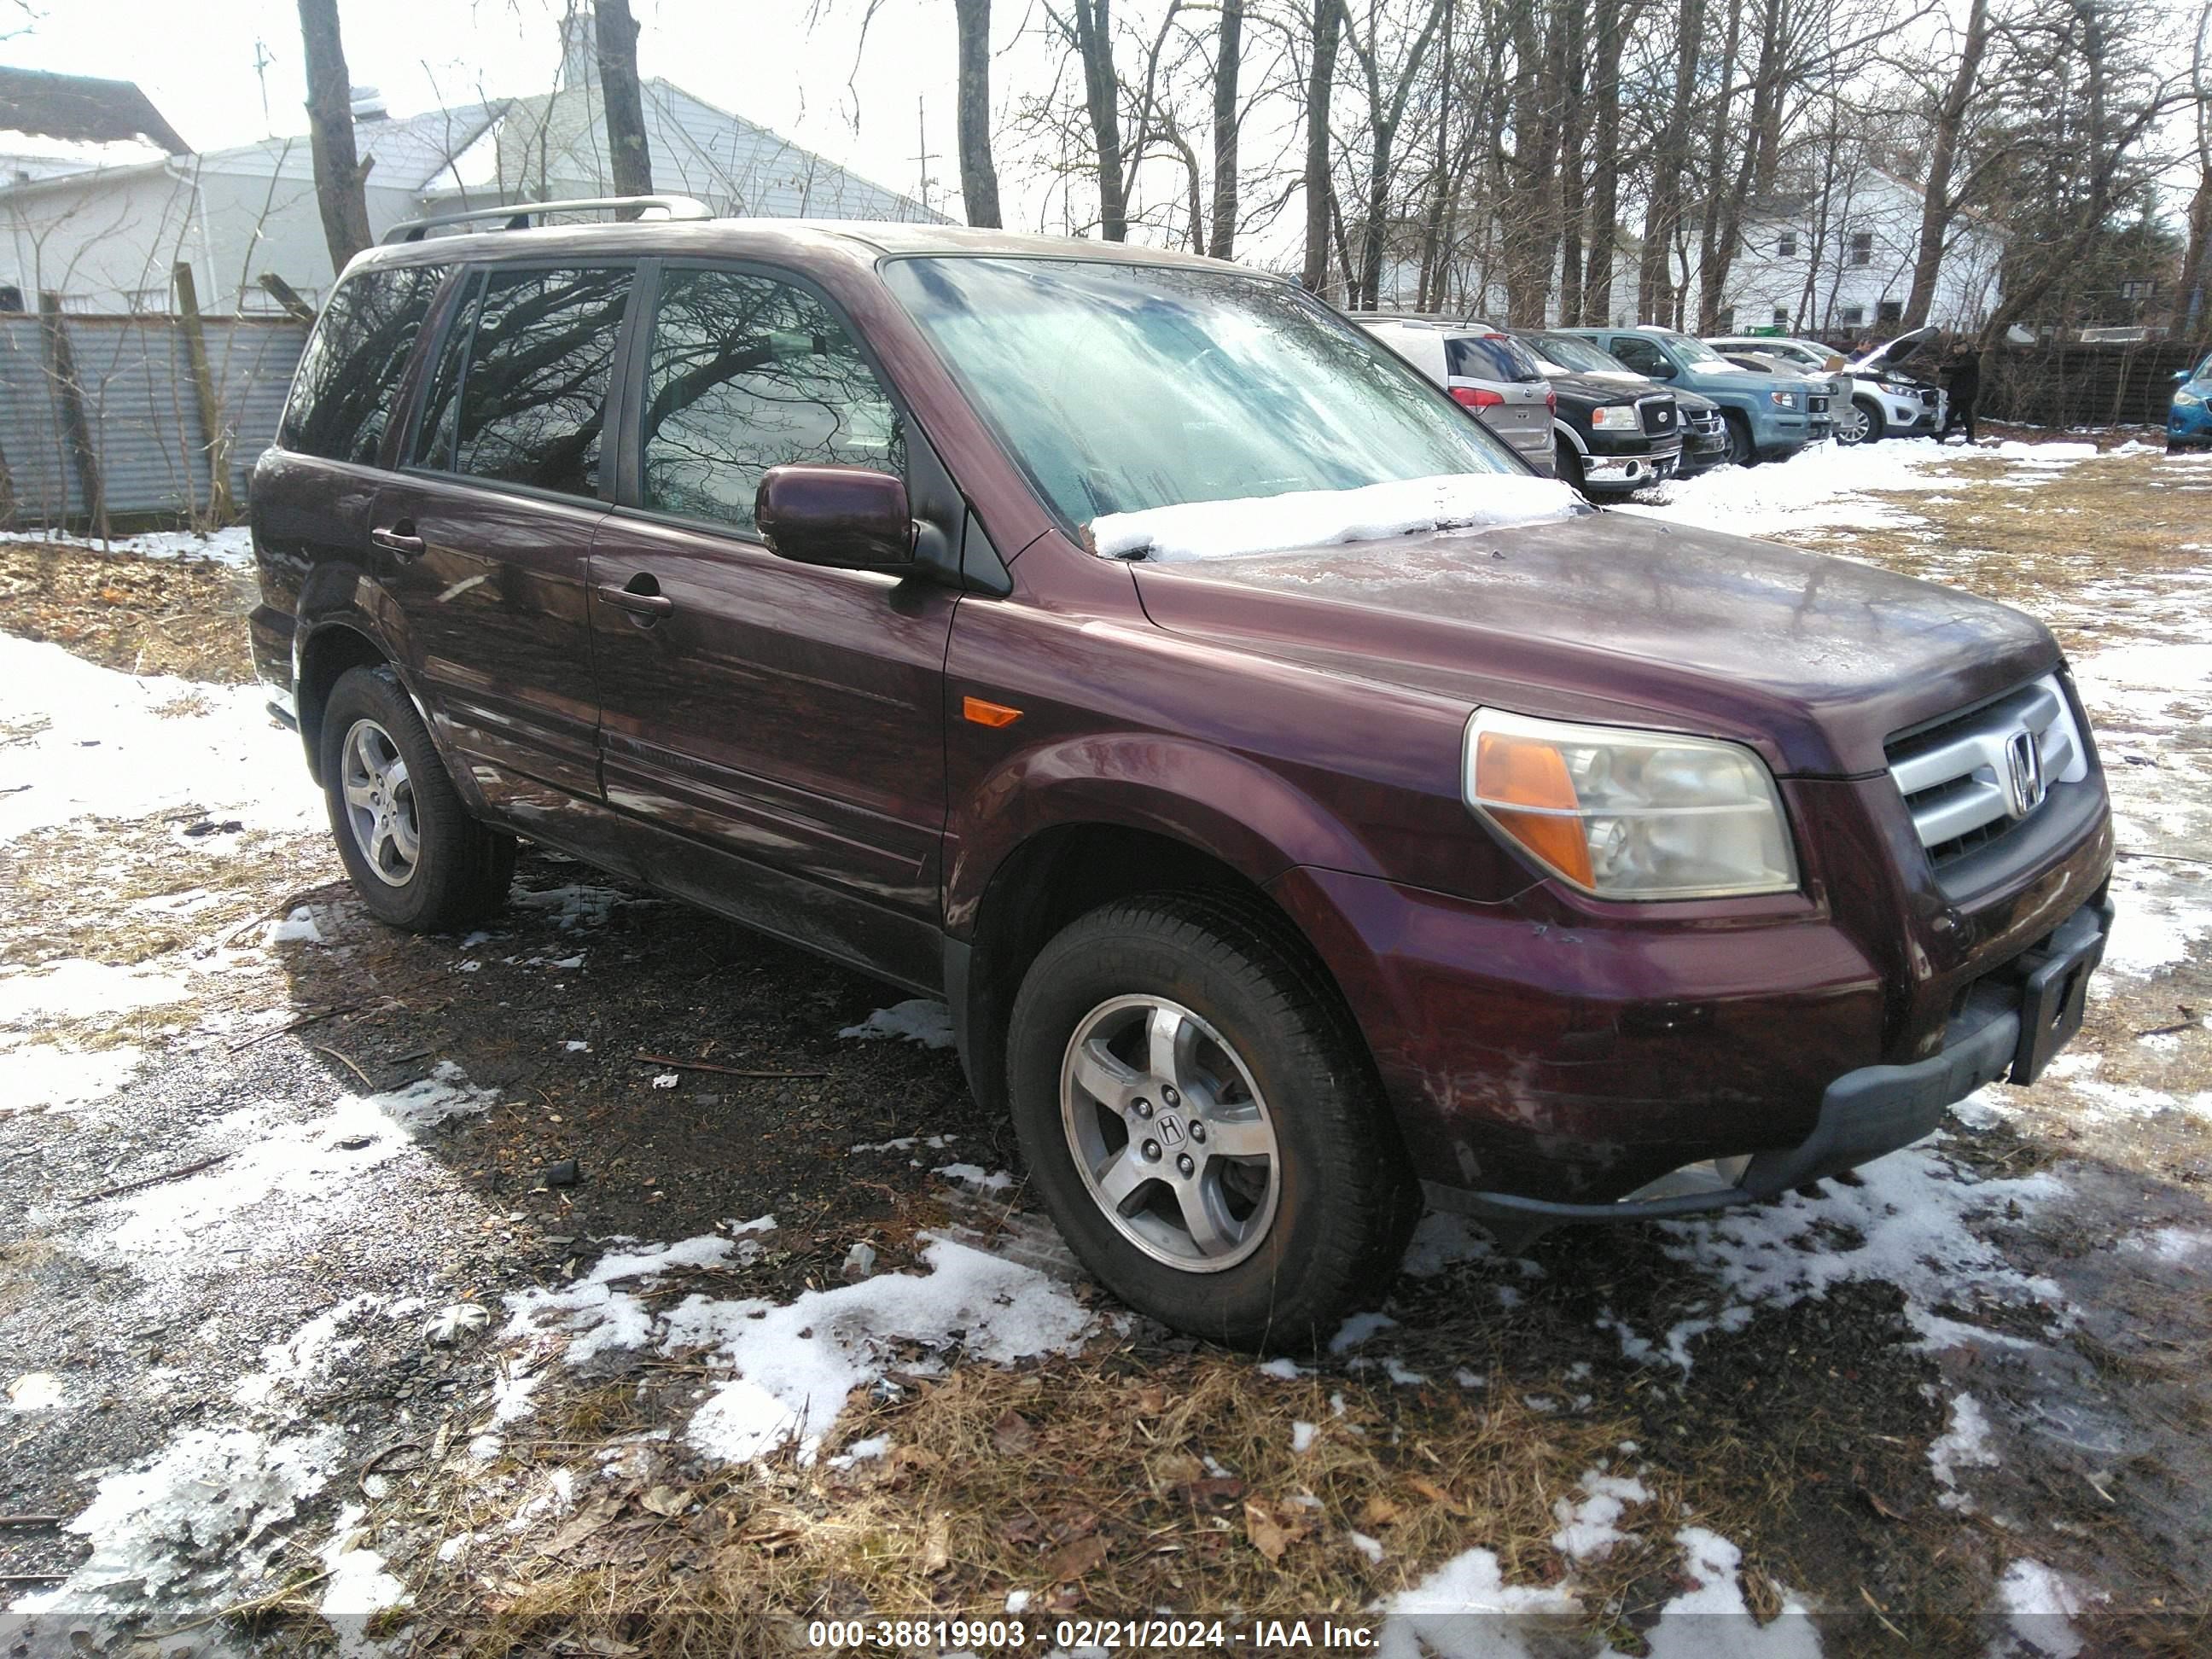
<box><xmin>1006</xmin><ymin>892</ymin><xmax>1418</xmax><ymax>1351</ymax></box>
<box><xmin>1721</xmin><ymin>410</ymin><xmax>1757</xmax><ymax>467</ymax></box>
<box><xmin>321</xmin><ymin>665</ymin><xmax>515</xmax><ymax>932</ymax></box>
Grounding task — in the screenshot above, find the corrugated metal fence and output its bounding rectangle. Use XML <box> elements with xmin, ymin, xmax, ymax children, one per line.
<box><xmin>0</xmin><ymin>313</ymin><xmax>306</xmax><ymax>529</ymax></box>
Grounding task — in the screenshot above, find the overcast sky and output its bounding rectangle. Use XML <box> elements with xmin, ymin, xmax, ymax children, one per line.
<box><xmin>4</xmin><ymin>0</ymin><xmax>1057</xmax><ymax>223</ymax></box>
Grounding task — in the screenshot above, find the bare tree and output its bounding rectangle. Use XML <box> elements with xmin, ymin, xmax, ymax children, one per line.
<box><xmin>297</xmin><ymin>0</ymin><xmax>372</xmax><ymax>271</ymax></box>
<box><xmin>595</xmin><ymin>0</ymin><xmax>655</xmax><ymax>204</ymax></box>
<box><xmin>1301</xmin><ymin>0</ymin><xmax>1343</xmax><ymax>289</ymax></box>
<box><xmin>955</xmin><ymin>0</ymin><xmax>1005</xmax><ymax>225</ymax></box>
<box><xmin>1208</xmin><ymin>0</ymin><xmax>1243</xmax><ymax>257</ymax></box>
<box><xmin>1901</xmin><ymin>0</ymin><xmax>1991</xmax><ymax>327</ymax></box>
<box><xmin>2169</xmin><ymin>1</ymin><xmax>2211</xmax><ymax>335</ymax></box>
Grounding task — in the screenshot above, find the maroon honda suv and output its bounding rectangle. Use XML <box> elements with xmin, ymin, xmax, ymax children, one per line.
<box><xmin>250</xmin><ymin>203</ymin><xmax>2113</xmax><ymax>1349</ymax></box>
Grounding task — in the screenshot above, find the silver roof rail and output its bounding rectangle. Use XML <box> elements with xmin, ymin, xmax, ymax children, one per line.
<box><xmin>381</xmin><ymin>195</ymin><xmax>713</xmax><ymax>244</ymax></box>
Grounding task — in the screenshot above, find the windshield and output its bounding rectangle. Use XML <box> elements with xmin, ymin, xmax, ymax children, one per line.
<box><xmin>1666</xmin><ymin>334</ymin><xmax>1732</xmax><ymax>367</ymax></box>
<box><xmin>882</xmin><ymin>257</ymin><xmax>1522</xmax><ymax>532</ymax></box>
<box><xmin>1528</xmin><ymin>333</ymin><xmax>1628</xmax><ymax>375</ymax></box>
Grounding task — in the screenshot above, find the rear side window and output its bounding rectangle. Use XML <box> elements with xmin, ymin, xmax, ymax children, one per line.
<box><xmin>639</xmin><ymin>267</ymin><xmax>904</xmax><ymax>535</ymax></box>
<box><xmin>279</xmin><ymin>263</ymin><xmax>447</xmax><ymax>463</ymax></box>
<box><xmin>1447</xmin><ymin>334</ymin><xmax>1543</xmax><ymax>384</ymax></box>
<box><xmin>412</xmin><ymin>265</ymin><xmax>634</xmax><ymax>499</ymax></box>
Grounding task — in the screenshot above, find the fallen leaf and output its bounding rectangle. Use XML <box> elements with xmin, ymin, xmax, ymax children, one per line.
<box><xmin>1179</xmin><ymin>1476</ymin><xmax>1247</xmax><ymax>1511</ymax></box>
<box><xmin>923</xmin><ymin>1512</ymin><xmax>952</xmax><ymax>1574</ymax></box>
<box><xmin>1151</xmin><ymin>1450</ymin><xmax>1204</xmax><ymax>1487</ymax></box>
<box><xmin>638</xmin><ymin>1485</ymin><xmax>690</xmax><ymax>1518</ymax></box>
<box><xmin>1045</xmin><ymin>1534</ymin><xmax>1109</xmax><ymax>1581</ymax></box>
<box><xmin>1405</xmin><ymin>1475</ymin><xmax>1466</xmax><ymax>1514</ymax></box>
<box><xmin>1359</xmin><ymin>1494</ymin><xmax>1406</xmax><ymax>1529</ymax></box>
<box><xmin>1133</xmin><ymin>1383</ymin><xmax>1167</xmax><ymax>1414</ymax></box>
<box><xmin>538</xmin><ymin>1496</ymin><xmax>622</xmax><ymax>1556</ymax></box>
<box><xmin>1002</xmin><ymin>1513</ymin><xmax>1045</xmax><ymax>1547</ymax></box>
<box><xmin>1243</xmin><ymin>1501</ymin><xmax>1295</xmax><ymax>1563</ymax></box>
<box><xmin>992</xmin><ymin>1408</ymin><xmax>1037</xmax><ymax>1455</ymax></box>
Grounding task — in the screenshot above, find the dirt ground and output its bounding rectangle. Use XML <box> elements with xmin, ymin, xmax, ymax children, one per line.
<box><xmin>2</xmin><ymin>437</ymin><xmax>2209</xmax><ymax>1656</ymax></box>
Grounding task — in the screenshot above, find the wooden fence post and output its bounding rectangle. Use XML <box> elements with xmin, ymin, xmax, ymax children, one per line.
<box><xmin>36</xmin><ymin>290</ymin><xmax>105</xmax><ymax>539</ymax></box>
<box><xmin>172</xmin><ymin>262</ymin><xmax>235</xmax><ymax>523</ymax></box>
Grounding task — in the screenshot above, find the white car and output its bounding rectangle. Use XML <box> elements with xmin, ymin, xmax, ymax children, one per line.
<box><xmin>1706</xmin><ymin>330</ymin><xmax>1946</xmax><ymax>445</ymax></box>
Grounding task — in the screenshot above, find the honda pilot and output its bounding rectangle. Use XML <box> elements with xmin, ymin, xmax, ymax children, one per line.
<box><xmin>252</xmin><ymin>202</ymin><xmax>2115</xmax><ymax>1350</ymax></box>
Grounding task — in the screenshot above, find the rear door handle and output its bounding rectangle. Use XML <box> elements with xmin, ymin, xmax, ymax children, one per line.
<box><xmin>370</xmin><ymin>525</ymin><xmax>425</xmax><ymax>559</ymax></box>
<box><xmin>597</xmin><ymin>579</ymin><xmax>674</xmax><ymax>620</ymax></box>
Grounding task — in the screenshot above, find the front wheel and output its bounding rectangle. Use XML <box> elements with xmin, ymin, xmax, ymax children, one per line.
<box><xmin>1721</xmin><ymin>410</ymin><xmax>1757</xmax><ymax>467</ymax></box>
<box><xmin>320</xmin><ymin>665</ymin><xmax>515</xmax><ymax>932</ymax></box>
<box><xmin>1848</xmin><ymin>397</ymin><xmax>1887</xmax><ymax>445</ymax></box>
<box><xmin>1555</xmin><ymin>438</ymin><xmax>1591</xmax><ymax>500</ymax></box>
<box><xmin>1006</xmin><ymin>893</ymin><xmax>1419</xmax><ymax>1351</ymax></box>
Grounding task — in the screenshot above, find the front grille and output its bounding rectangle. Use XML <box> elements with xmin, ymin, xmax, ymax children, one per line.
<box><xmin>1638</xmin><ymin>396</ymin><xmax>1677</xmax><ymax>436</ymax></box>
<box><xmin>1919</xmin><ymin>387</ymin><xmax>1940</xmax><ymax>406</ymax></box>
<box><xmin>1886</xmin><ymin>676</ymin><xmax>2087</xmax><ymax>869</ymax></box>
<box><xmin>1685</xmin><ymin>407</ymin><xmax>1722</xmax><ymax>435</ymax></box>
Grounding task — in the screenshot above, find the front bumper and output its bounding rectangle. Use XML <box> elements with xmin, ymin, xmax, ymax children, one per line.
<box><xmin>2170</xmin><ymin>399</ymin><xmax>2211</xmax><ymax>445</ymax></box>
<box><xmin>1580</xmin><ymin>440</ymin><xmax>1682</xmax><ymax>489</ymax></box>
<box><xmin>1268</xmin><ymin>781</ymin><xmax>2113</xmax><ymax>1220</ymax></box>
<box><xmin>1432</xmin><ymin>897</ymin><xmax>2111</xmax><ymax>1227</ymax></box>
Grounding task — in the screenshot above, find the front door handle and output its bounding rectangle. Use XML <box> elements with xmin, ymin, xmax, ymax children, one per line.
<box><xmin>597</xmin><ymin>578</ymin><xmax>674</xmax><ymax>620</ymax></box>
<box><xmin>370</xmin><ymin>525</ymin><xmax>425</xmax><ymax>559</ymax></box>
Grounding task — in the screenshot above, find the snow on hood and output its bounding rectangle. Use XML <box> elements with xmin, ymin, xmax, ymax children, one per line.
<box><xmin>1089</xmin><ymin>474</ymin><xmax>1586</xmax><ymax>563</ymax></box>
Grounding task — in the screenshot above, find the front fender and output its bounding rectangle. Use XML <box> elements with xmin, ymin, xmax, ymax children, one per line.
<box><xmin>943</xmin><ymin>732</ymin><xmax>1383</xmax><ymax>937</ymax></box>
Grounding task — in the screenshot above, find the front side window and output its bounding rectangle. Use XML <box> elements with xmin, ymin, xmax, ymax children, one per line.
<box><xmin>639</xmin><ymin>267</ymin><xmax>904</xmax><ymax>535</ymax></box>
<box><xmin>281</xmin><ymin>261</ymin><xmax>447</xmax><ymax>464</ymax></box>
<box><xmin>1533</xmin><ymin>334</ymin><xmax>1632</xmax><ymax>375</ymax></box>
<box><xmin>416</xmin><ymin>265</ymin><xmax>633</xmax><ymax>498</ymax></box>
<box><xmin>882</xmin><ymin>256</ymin><xmax>1520</xmax><ymax>533</ymax></box>
<box><xmin>1607</xmin><ymin>335</ymin><xmax>1672</xmax><ymax>377</ymax></box>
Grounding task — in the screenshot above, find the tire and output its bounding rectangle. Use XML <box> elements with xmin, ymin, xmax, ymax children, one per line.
<box><xmin>1849</xmin><ymin>396</ymin><xmax>1888</xmax><ymax>445</ymax></box>
<box><xmin>1555</xmin><ymin>438</ymin><xmax>1590</xmax><ymax>499</ymax></box>
<box><xmin>319</xmin><ymin>665</ymin><xmax>515</xmax><ymax>932</ymax></box>
<box><xmin>1721</xmin><ymin>410</ymin><xmax>1756</xmax><ymax>468</ymax></box>
<box><xmin>1005</xmin><ymin>891</ymin><xmax>1419</xmax><ymax>1352</ymax></box>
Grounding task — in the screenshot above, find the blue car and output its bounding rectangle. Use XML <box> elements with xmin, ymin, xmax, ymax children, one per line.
<box><xmin>2172</xmin><ymin>351</ymin><xmax>2212</xmax><ymax>452</ymax></box>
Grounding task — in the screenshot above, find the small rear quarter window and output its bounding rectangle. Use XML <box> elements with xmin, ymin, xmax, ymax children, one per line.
<box><xmin>279</xmin><ymin>263</ymin><xmax>447</xmax><ymax>464</ymax></box>
<box><xmin>1447</xmin><ymin>333</ymin><xmax>1544</xmax><ymax>384</ymax></box>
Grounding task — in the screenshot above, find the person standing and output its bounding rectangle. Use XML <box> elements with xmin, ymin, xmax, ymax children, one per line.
<box><xmin>1941</xmin><ymin>346</ymin><xmax>1982</xmax><ymax>442</ymax></box>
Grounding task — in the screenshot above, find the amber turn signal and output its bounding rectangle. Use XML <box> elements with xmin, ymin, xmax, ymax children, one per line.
<box><xmin>1472</xmin><ymin>728</ymin><xmax>1595</xmax><ymax>888</ymax></box>
<box><xmin>962</xmin><ymin>696</ymin><xmax>1023</xmax><ymax>728</ymax></box>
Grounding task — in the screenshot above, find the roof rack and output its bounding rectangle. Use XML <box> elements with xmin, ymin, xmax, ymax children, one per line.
<box><xmin>381</xmin><ymin>195</ymin><xmax>713</xmax><ymax>244</ymax></box>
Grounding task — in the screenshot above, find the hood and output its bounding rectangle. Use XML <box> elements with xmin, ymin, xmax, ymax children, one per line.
<box><xmin>1849</xmin><ymin>325</ymin><xmax>1938</xmax><ymax>375</ymax></box>
<box><xmin>1129</xmin><ymin>512</ymin><xmax>2058</xmax><ymax>777</ymax></box>
<box><xmin>1541</xmin><ymin>369</ymin><xmax>1662</xmax><ymax>410</ymax></box>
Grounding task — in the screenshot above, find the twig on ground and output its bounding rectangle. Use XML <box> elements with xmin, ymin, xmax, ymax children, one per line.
<box><xmin>70</xmin><ymin>1152</ymin><xmax>231</xmax><ymax>1206</ymax></box>
<box><xmin>359</xmin><ymin>1440</ymin><xmax>427</xmax><ymax>1496</ymax></box>
<box><xmin>0</xmin><ymin>1574</ymin><xmax>66</xmax><ymax>1585</ymax></box>
<box><xmin>311</xmin><ymin>1043</ymin><xmax>377</xmax><ymax>1089</ymax></box>
<box><xmin>633</xmin><ymin>1053</ymin><xmax>827</xmax><ymax>1080</ymax></box>
<box><xmin>2116</xmin><ymin>849</ymin><xmax>2212</xmax><ymax>868</ymax></box>
<box><xmin>0</xmin><ymin>1515</ymin><xmax>61</xmax><ymax>1528</ymax></box>
<box><xmin>227</xmin><ymin>1005</ymin><xmax>345</xmax><ymax>1052</ymax></box>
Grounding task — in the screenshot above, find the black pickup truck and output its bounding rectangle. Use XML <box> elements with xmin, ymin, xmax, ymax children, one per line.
<box><xmin>1516</xmin><ymin>329</ymin><xmax>1698</xmax><ymax>494</ymax></box>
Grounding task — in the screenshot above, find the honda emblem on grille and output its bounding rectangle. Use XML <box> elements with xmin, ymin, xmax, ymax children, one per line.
<box><xmin>2003</xmin><ymin>729</ymin><xmax>2046</xmax><ymax>818</ymax></box>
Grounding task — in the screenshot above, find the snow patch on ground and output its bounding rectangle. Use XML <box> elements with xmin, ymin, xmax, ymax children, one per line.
<box><xmin>9</xmin><ymin>1425</ymin><xmax>344</xmax><ymax>1613</ymax></box>
<box><xmin>1989</xmin><ymin>1559</ymin><xmax>2085</xmax><ymax>1659</ymax></box>
<box><xmin>0</xmin><ymin>1039</ymin><xmax>144</xmax><ymax>1114</ymax></box>
<box><xmin>1928</xmin><ymin>1391</ymin><xmax>2000</xmax><ymax>1510</ymax></box>
<box><xmin>1376</xmin><ymin>1544</ymin><xmax>1583</xmax><ymax>1657</ymax></box>
<box><xmin>9</xmin><ymin>524</ymin><xmax>257</xmax><ymax>568</ymax></box>
<box><xmin>0</xmin><ymin>635</ymin><xmax>314</xmax><ymax>846</ymax></box>
<box><xmin>1622</xmin><ymin>438</ymin><xmax>1959</xmax><ymax>536</ymax></box>
<box><xmin>838</xmin><ymin>998</ymin><xmax>957</xmax><ymax>1049</ymax></box>
<box><xmin>1549</xmin><ymin>1470</ymin><xmax>1652</xmax><ymax>1561</ymax></box>
<box><xmin>1605</xmin><ymin>1135</ymin><xmax>2069</xmax><ymax>1371</ymax></box>
<box><xmin>498</xmin><ymin>1233</ymin><xmax>1100</xmax><ymax>1467</ymax></box>
<box><xmin>1642</xmin><ymin>1529</ymin><xmax>1821</xmax><ymax>1658</ymax></box>
<box><xmin>1092</xmin><ymin>473</ymin><xmax>1583</xmax><ymax>562</ymax></box>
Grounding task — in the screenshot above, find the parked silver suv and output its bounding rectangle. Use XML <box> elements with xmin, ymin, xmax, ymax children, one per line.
<box><xmin>1353</xmin><ymin>316</ymin><xmax>1557</xmax><ymax>475</ymax></box>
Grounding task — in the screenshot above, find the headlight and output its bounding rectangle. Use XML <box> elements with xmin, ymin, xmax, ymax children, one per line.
<box><xmin>2178</xmin><ymin>391</ymin><xmax>2204</xmax><ymax>409</ymax></box>
<box><xmin>1464</xmin><ymin>709</ymin><xmax>1798</xmax><ymax>899</ymax></box>
<box><xmin>1590</xmin><ymin>405</ymin><xmax>1640</xmax><ymax>431</ymax></box>
<box><xmin>1768</xmin><ymin>388</ymin><xmax>1799</xmax><ymax>409</ymax></box>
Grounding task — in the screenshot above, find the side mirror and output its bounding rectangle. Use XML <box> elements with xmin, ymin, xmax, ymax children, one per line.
<box><xmin>2178</xmin><ymin>370</ymin><xmax>2194</xmax><ymax>384</ymax></box>
<box><xmin>1647</xmin><ymin>361</ymin><xmax>1677</xmax><ymax>381</ymax></box>
<box><xmin>754</xmin><ymin>465</ymin><xmax>917</xmax><ymax>571</ymax></box>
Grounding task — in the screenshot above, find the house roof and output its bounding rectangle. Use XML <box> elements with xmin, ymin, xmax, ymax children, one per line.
<box><xmin>419</xmin><ymin>78</ymin><xmax>944</xmax><ymax>223</ymax></box>
<box><xmin>0</xmin><ymin>67</ymin><xmax>188</xmax><ymax>154</ymax></box>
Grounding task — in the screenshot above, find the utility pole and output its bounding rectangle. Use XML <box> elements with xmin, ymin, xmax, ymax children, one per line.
<box><xmin>912</xmin><ymin>96</ymin><xmax>939</xmax><ymax>216</ymax></box>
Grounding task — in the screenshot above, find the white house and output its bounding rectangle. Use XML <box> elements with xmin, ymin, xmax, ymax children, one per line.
<box><xmin>1708</xmin><ymin>167</ymin><xmax>2005</xmax><ymax>336</ymax></box>
<box><xmin>0</xmin><ymin>9</ymin><xmax>939</xmax><ymax>317</ymax></box>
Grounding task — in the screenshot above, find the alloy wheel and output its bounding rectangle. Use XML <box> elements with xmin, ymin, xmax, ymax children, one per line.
<box><xmin>340</xmin><ymin>717</ymin><xmax>421</xmax><ymax>886</ymax></box>
<box><xmin>1059</xmin><ymin>994</ymin><xmax>1281</xmax><ymax>1272</ymax></box>
<box><xmin>1836</xmin><ymin>402</ymin><xmax>1871</xmax><ymax>445</ymax></box>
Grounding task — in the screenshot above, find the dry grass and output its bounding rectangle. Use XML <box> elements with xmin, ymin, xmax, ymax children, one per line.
<box><xmin>0</xmin><ymin>538</ymin><xmax>254</xmax><ymax>683</ymax></box>
<box><xmin>395</xmin><ymin>1345</ymin><xmax>1661</xmax><ymax>1656</ymax></box>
